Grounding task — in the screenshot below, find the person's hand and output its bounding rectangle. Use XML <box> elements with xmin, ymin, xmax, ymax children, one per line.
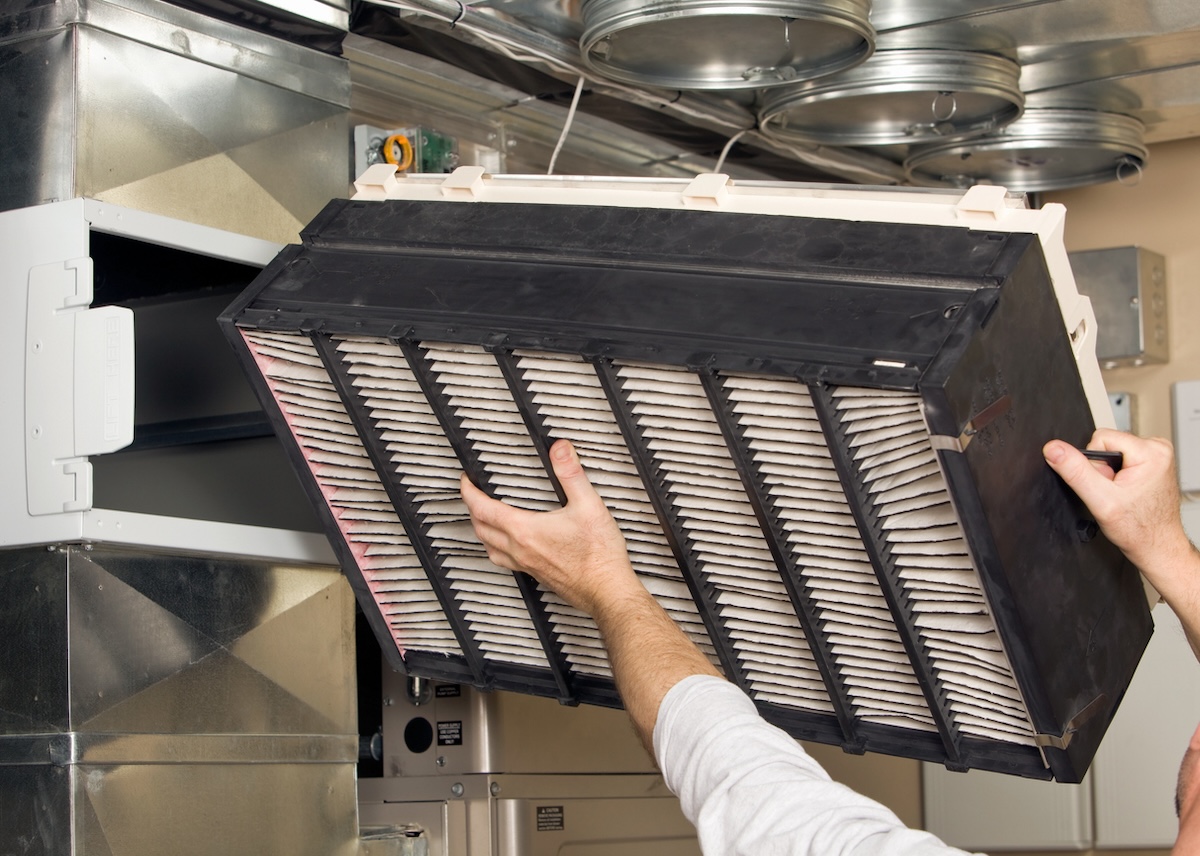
<box><xmin>1043</xmin><ymin>428</ymin><xmax>1193</xmax><ymax>587</ymax></box>
<box><xmin>460</xmin><ymin>439</ymin><xmax>645</xmax><ymax>617</ymax></box>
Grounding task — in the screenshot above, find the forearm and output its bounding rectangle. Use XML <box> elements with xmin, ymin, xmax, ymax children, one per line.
<box><xmin>593</xmin><ymin>584</ymin><xmax>722</xmax><ymax>752</ymax></box>
<box><xmin>654</xmin><ymin>676</ymin><xmax>975</xmax><ymax>855</ymax></box>
<box><xmin>1135</xmin><ymin>532</ymin><xmax>1200</xmax><ymax>659</ymax></box>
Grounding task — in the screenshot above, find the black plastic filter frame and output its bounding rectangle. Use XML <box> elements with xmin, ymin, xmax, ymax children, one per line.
<box><xmin>221</xmin><ymin>196</ymin><xmax>1152</xmax><ymax>782</ymax></box>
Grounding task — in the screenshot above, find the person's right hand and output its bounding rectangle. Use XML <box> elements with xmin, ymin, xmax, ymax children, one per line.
<box><xmin>1044</xmin><ymin>429</ymin><xmax>1200</xmax><ymax>661</ymax></box>
<box><xmin>1043</xmin><ymin>429</ymin><xmax>1191</xmax><ymax>579</ymax></box>
<box><xmin>460</xmin><ymin>438</ymin><xmax>646</xmax><ymax>618</ymax></box>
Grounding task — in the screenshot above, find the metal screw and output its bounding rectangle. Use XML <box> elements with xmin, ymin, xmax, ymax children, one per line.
<box><xmin>435</xmin><ymin>756</ymin><xmax>445</xmax><ymax>768</ymax></box>
<box><xmin>450</xmin><ymin>782</ymin><xmax>464</xmax><ymax>797</ymax></box>
<box><xmin>383</xmin><ymin>696</ymin><xmax>393</xmax><ymax>706</ymax></box>
<box><xmin>489</xmin><ymin>782</ymin><xmax>501</xmax><ymax>796</ymax></box>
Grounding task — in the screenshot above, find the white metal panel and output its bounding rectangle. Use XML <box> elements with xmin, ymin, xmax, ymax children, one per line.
<box><xmin>0</xmin><ymin>199</ymin><xmax>91</xmax><ymax>547</ymax></box>
<box><xmin>0</xmin><ymin>198</ymin><xmax>335</xmax><ymax>564</ymax></box>
<box><xmin>1091</xmin><ymin>500</ymin><xmax>1200</xmax><ymax>847</ymax></box>
<box><xmin>922</xmin><ymin>765</ymin><xmax>1091</xmax><ymax>850</ymax></box>
<box><xmin>1173</xmin><ymin>382</ymin><xmax>1200</xmax><ymax>493</ymax></box>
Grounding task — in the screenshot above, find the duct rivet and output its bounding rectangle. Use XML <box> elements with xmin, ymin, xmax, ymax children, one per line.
<box><xmin>451</xmin><ymin>782</ymin><xmax>464</xmax><ymax>797</ymax></box>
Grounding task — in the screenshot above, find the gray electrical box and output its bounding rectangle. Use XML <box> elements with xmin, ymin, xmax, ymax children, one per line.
<box><xmin>1069</xmin><ymin>247</ymin><xmax>1168</xmax><ymax>368</ymax></box>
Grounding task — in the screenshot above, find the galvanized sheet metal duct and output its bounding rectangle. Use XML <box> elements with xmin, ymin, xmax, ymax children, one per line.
<box><xmin>376</xmin><ymin>0</ymin><xmax>1200</xmax><ymax>189</ymax></box>
<box><xmin>0</xmin><ymin>546</ymin><xmax>358</xmax><ymax>856</ymax></box>
<box><xmin>759</xmin><ymin>48</ymin><xmax>1024</xmax><ymax>146</ymax></box>
<box><xmin>220</xmin><ymin>174</ymin><xmax>1152</xmax><ymax>783</ymax></box>
<box><xmin>906</xmin><ymin>107</ymin><xmax>1149</xmax><ymax>191</ymax></box>
<box><xmin>579</xmin><ymin>0</ymin><xmax>874</xmax><ymax>89</ymax></box>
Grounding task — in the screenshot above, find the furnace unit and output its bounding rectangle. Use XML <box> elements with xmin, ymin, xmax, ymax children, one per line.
<box><xmin>221</xmin><ymin>168</ymin><xmax>1152</xmax><ymax>784</ymax></box>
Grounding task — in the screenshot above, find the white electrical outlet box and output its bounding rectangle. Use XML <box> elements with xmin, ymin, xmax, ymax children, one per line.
<box><xmin>1108</xmin><ymin>392</ymin><xmax>1135</xmax><ymax>433</ymax></box>
<box><xmin>1172</xmin><ymin>380</ymin><xmax>1200</xmax><ymax>493</ymax></box>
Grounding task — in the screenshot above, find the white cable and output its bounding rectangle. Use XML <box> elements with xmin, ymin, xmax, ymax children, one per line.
<box><xmin>714</xmin><ymin>128</ymin><xmax>750</xmax><ymax>174</ymax></box>
<box><xmin>547</xmin><ymin>74</ymin><xmax>586</xmax><ymax>175</ymax></box>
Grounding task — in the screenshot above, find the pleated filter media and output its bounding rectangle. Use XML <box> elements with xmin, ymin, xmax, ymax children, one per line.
<box><xmin>222</xmin><ymin>173</ymin><xmax>1153</xmax><ymax>782</ymax></box>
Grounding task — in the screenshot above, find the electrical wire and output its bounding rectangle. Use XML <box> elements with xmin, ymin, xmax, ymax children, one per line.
<box><xmin>547</xmin><ymin>75</ymin><xmax>586</xmax><ymax>175</ymax></box>
<box><xmin>714</xmin><ymin>128</ymin><xmax>750</xmax><ymax>174</ymax></box>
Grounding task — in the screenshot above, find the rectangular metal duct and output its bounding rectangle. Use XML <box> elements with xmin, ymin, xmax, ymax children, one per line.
<box><xmin>220</xmin><ymin>169</ymin><xmax>1153</xmax><ymax>783</ymax></box>
<box><xmin>0</xmin><ymin>0</ymin><xmax>350</xmax><ymax>243</ymax></box>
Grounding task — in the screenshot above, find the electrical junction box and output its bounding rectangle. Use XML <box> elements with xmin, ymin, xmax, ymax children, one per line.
<box><xmin>1069</xmin><ymin>247</ymin><xmax>1168</xmax><ymax>369</ymax></box>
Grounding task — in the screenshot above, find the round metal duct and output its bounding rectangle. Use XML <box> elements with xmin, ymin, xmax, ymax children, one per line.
<box><xmin>579</xmin><ymin>0</ymin><xmax>874</xmax><ymax>90</ymax></box>
<box><xmin>758</xmin><ymin>49</ymin><xmax>1023</xmax><ymax>147</ymax></box>
<box><xmin>905</xmin><ymin>109</ymin><xmax>1148</xmax><ymax>192</ymax></box>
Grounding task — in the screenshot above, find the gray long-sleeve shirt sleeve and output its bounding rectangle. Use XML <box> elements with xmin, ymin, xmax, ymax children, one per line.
<box><xmin>653</xmin><ymin>674</ymin><xmax>981</xmax><ymax>856</ymax></box>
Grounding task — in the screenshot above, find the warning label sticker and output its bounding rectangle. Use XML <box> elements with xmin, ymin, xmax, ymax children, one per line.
<box><xmin>435</xmin><ymin>685</ymin><xmax>461</xmax><ymax>698</ymax></box>
<box><xmin>436</xmin><ymin>720</ymin><xmax>462</xmax><ymax>746</ymax></box>
<box><xmin>536</xmin><ymin>806</ymin><xmax>564</xmax><ymax>832</ymax></box>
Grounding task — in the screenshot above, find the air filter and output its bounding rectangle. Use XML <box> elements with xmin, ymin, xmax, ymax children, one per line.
<box><xmin>220</xmin><ymin>169</ymin><xmax>1152</xmax><ymax>783</ymax></box>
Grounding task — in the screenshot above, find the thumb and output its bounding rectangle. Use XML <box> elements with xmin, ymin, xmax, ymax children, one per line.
<box><xmin>1043</xmin><ymin>439</ymin><xmax>1115</xmax><ymax>510</ymax></box>
<box><xmin>548</xmin><ymin>439</ymin><xmax>598</xmax><ymax>506</ymax></box>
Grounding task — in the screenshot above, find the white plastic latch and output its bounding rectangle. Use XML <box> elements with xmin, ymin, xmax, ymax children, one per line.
<box><xmin>440</xmin><ymin>166</ymin><xmax>489</xmax><ymax>200</ymax></box>
<box><xmin>26</xmin><ymin>258</ymin><xmax>134</xmax><ymax>515</ymax></box>
<box><xmin>954</xmin><ymin>185</ymin><xmax>1011</xmax><ymax>222</ymax></box>
<box><xmin>352</xmin><ymin>164</ymin><xmax>403</xmax><ymax>200</ymax></box>
<box><xmin>682</xmin><ymin>173</ymin><xmax>732</xmax><ymax>209</ymax></box>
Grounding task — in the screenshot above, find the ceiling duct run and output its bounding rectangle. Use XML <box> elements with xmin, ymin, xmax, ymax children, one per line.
<box><xmin>363</xmin><ymin>0</ymin><xmax>1200</xmax><ymax>188</ymax></box>
<box><xmin>759</xmin><ymin>48</ymin><xmax>1024</xmax><ymax>147</ymax></box>
<box><xmin>220</xmin><ymin>170</ymin><xmax>1152</xmax><ymax>784</ymax></box>
<box><xmin>906</xmin><ymin>107</ymin><xmax>1150</xmax><ymax>191</ymax></box>
<box><xmin>579</xmin><ymin>0</ymin><xmax>875</xmax><ymax>90</ymax></box>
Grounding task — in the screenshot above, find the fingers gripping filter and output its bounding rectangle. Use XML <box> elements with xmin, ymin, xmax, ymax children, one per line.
<box><xmin>221</xmin><ymin>171</ymin><xmax>1152</xmax><ymax>783</ymax></box>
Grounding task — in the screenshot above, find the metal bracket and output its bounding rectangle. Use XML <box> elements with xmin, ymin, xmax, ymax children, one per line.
<box><xmin>1035</xmin><ymin>694</ymin><xmax>1107</xmax><ymax>751</ymax></box>
<box><xmin>929</xmin><ymin>395</ymin><xmax>1012</xmax><ymax>454</ymax></box>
